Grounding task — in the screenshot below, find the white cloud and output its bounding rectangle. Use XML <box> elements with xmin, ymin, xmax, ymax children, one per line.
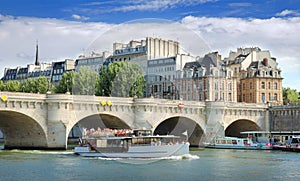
<box><xmin>275</xmin><ymin>9</ymin><xmax>300</xmax><ymax>17</ymax></box>
<box><xmin>228</xmin><ymin>2</ymin><xmax>252</xmax><ymax>7</ymax></box>
<box><xmin>0</xmin><ymin>14</ymin><xmax>112</xmax><ymax>74</ymax></box>
<box><xmin>111</xmin><ymin>0</ymin><xmax>215</xmax><ymax>12</ymax></box>
<box><xmin>71</xmin><ymin>14</ymin><xmax>90</xmax><ymax>21</ymax></box>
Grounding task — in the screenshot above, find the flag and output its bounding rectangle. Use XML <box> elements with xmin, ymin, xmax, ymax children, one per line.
<box><xmin>182</xmin><ymin>130</ymin><xmax>188</xmax><ymax>136</ymax></box>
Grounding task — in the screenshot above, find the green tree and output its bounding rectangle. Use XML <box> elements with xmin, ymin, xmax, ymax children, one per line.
<box><xmin>36</xmin><ymin>76</ymin><xmax>49</xmax><ymax>94</ymax></box>
<box><xmin>73</xmin><ymin>66</ymin><xmax>98</xmax><ymax>95</ymax></box>
<box><xmin>283</xmin><ymin>87</ymin><xmax>300</xmax><ymax>105</ymax></box>
<box><xmin>0</xmin><ymin>80</ymin><xmax>4</xmax><ymax>91</ymax></box>
<box><xmin>24</xmin><ymin>79</ymin><xmax>37</xmax><ymax>93</ymax></box>
<box><xmin>55</xmin><ymin>71</ymin><xmax>74</xmax><ymax>94</ymax></box>
<box><xmin>97</xmin><ymin>61</ymin><xmax>145</xmax><ymax>97</ymax></box>
<box><xmin>5</xmin><ymin>80</ymin><xmax>21</xmax><ymax>92</ymax></box>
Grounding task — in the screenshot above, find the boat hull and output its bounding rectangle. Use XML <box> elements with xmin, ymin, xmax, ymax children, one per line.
<box><xmin>205</xmin><ymin>144</ymin><xmax>272</xmax><ymax>150</ymax></box>
<box><xmin>273</xmin><ymin>145</ymin><xmax>300</xmax><ymax>152</ymax></box>
<box><xmin>75</xmin><ymin>143</ymin><xmax>190</xmax><ymax>158</ymax></box>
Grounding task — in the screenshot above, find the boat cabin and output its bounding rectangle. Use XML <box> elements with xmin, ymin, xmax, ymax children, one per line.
<box><xmin>240</xmin><ymin>131</ymin><xmax>271</xmax><ymax>144</ymax></box>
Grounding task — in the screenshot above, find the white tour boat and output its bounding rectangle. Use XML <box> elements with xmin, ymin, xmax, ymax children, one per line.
<box><xmin>74</xmin><ymin>129</ymin><xmax>190</xmax><ymax>158</ymax></box>
<box><xmin>204</xmin><ymin>131</ymin><xmax>273</xmax><ymax>150</ymax></box>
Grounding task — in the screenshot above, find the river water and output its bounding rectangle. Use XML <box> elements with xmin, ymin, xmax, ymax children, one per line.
<box><xmin>0</xmin><ymin>147</ymin><xmax>299</xmax><ymax>181</ymax></box>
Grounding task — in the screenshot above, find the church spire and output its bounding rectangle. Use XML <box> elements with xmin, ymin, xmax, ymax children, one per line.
<box><xmin>35</xmin><ymin>40</ymin><xmax>40</xmax><ymax>66</ymax></box>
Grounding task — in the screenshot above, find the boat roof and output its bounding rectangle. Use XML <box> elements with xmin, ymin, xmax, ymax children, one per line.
<box><xmin>217</xmin><ymin>137</ymin><xmax>246</xmax><ymax>140</ymax></box>
<box><xmin>84</xmin><ymin>135</ymin><xmax>181</xmax><ymax>140</ymax></box>
<box><xmin>240</xmin><ymin>131</ymin><xmax>271</xmax><ymax>134</ymax></box>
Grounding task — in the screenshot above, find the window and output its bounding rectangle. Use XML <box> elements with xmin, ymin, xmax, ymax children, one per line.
<box><xmin>274</xmin><ymin>82</ymin><xmax>278</xmax><ymax>90</ymax></box>
<box><xmin>243</xmin><ymin>94</ymin><xmax>245</xmax><ymax>102</ymax></box>
<box><xmin>199</xmin><ymin>82</ymin><xmax>203</xmax><ymax>91</ymax></box>
<box><xmin>274</xmin><ymin>93</ymin><xmax>278</xmax><ymax>100</ymax></box>
<box><xmin>261</xmin><ymin>82</ymin><xmax>265</xmax><ymax>89</ymax></box>
<box><xmin>268</xmin><ymin>82</ymin><xmax>271</xmax><ymax>89</ymax></box>
<box><xmin>250</xmin><ymin>82</ymin><xmax>253</xmax><ymax>89</ymax></box>
<box><xmin>262</xmin><ymin>93</ymin><xmax>265</xmax><ymax>103</ymax></box>
<box><xmin>187</xmin><ymin>83</ymin><xmax>191</xmax><ymax>92</ymax></box>
<box><xmin>249</xmin><ymin>93</ymin><xmax>253</xmax><ymax>102</ymax></box>
<box><xmin>228</xmin><ymin>82</ymin><xmax>232</xmax><ymax>91</ymax></box>
<box><xmin>243</xmin><ymin>83</ymin><xmax>246</xmax><ymax>90</ymax></box>
<box><xmin>229</xmin><ymin>93</ymin><xmax>232</xmax><ymax>101</ymax></box>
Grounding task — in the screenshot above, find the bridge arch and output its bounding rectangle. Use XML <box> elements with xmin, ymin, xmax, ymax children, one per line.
<box><xmin>153</xmin><ymin>116</ymin><xmax>204</xmax><ymax>147</ymax></box>
<box><xmin>0</xmin><ymin>110</ymin><xmax>48</xmax><ymax>149</ymax></box>
<box><xmin>225</xmin><ymin>119</ymin><xmax>262</xmax><ymax>138</ymax></box>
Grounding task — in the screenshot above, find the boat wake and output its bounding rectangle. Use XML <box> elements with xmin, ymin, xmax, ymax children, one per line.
<box><xmin>159</xmin><ymin>154</ymin><xmax>200</xmax><ymax>160</ymax></box>
<box><xmin>5</xmin><ymin>149</ymin><xmax>73</xmax><ymax>155</ymax></box>
<box><xmin>87</xmin><ymin>154</ymin><xmax>199</xmax><ymax>164</ymax></box>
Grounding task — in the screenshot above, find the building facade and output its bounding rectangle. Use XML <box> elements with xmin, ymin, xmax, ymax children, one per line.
<box><xmin>75</xmin><ymin>51</ymin><xmax>111</xmax><ymax>72</ymax></box>
<box><xmin>51</xmin><ymin>59</ymin><xmax>75</xmax><ymax>85</ymax></box>
<box><xmin>225</xmin><ymin>47</ymin><xmax>283</xmax><ymax>105</ymax></box>
<box><xmin>176</xmin><ymin>52</ymin><xmax>238</xmax><ymax>102</ymax></box>
<box><xmin>111</xmin><ymin>37</ymin><xmax>195</xmax><ymax>98</ymax></box>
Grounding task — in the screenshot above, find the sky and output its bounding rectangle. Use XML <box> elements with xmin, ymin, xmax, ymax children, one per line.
<box><xmin>0</xmin><ymin>0</ymin><xmax>300</xmax><ymax>90</ymax></box>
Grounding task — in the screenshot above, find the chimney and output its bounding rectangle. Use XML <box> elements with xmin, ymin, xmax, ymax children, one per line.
<box><xmin>263</xmin><ymin>58</ymin><xmax>268</xmax><ymax>67</ymax></box>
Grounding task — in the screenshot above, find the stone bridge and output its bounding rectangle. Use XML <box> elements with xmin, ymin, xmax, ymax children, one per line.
<box><xmin>0</xmin><ymin>92</ymin><xmax>274</xmax><ymax>149</ymax></box>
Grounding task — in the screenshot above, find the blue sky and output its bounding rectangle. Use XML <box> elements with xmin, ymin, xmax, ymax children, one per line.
<box><xmin>0</xmin><ymin>0</ymin><xmax>300</xmax><ymax>90</ymax></box>
<box><xmin>1</xmin><ymin>0</ymin><xmax>299</xmax><ymax>22</ymax></box>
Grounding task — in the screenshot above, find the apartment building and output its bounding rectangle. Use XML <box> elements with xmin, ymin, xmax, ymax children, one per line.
<box><xmin>225</xmin><ymin>47</ymin><xmax>283</xmax><ymax>105</ymax></box>
<box><xmin>177</xmin><ymin>52</ymin><xmax>238</xmax><ymax>102</ymax></box>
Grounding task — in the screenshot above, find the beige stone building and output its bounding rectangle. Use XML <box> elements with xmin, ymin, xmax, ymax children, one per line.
<box><xmin>225</xmin><ymin>47</ymin><xmax>283</xmax><ymax>105</ymax></box>
<box><xmin>111</xmin><ymin>37</ymin><xmax>195</xmax><ymax>98</ymax></box>
<box><xmin>176</xmin><ymin>52</ymin><xmax>238</xmax><ymax>102</ymax></box>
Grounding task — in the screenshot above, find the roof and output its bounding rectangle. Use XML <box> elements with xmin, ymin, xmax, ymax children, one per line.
<box><xmin>183</xmin><ymin>61</ymin><xmax>201</xmax><ymax>69</ymax></box>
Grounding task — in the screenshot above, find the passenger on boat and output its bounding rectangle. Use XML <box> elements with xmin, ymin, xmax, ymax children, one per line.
<box><xmin>157</xmin><ymin>140</ymin><xmax>162</xmax><ymax>146</ymax></box>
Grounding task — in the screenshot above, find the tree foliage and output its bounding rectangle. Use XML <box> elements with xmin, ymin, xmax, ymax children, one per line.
<box><xmin>0</xmin><ymin>80</ymin><xmax>4</xmax><ymax>91</ymax></box>
<box><xmin>96</xmin><ymin>61</ymin><xmax>145</xmax><ymax>97</ymax></box>
<box><xmin>55</xmin><ymin>71</ymin><xmax>74</xmax><ymax>94</ymax></box>
<box><xmin>283</xmin><ymin>87</ymin><xmax>300</xmax><ymax>105</ymax></box>
<box><xmin>5</xmin><ymin>80</ymin><xmax>21</xmax><ymax>92</ymax></box>
<box><xmin>36</xmin><ymin>76</ymin><xmax>49</xmax><ymax>94</ymax></box>
<box><xmin>24</xmin><ymin>79</ymin><xmax>37</xmax><ymax>93</ymax></box>
<box><xmin>73</xmin><ymin>66</ymin><xmax>98</xmax><ymax>95</ymax></box>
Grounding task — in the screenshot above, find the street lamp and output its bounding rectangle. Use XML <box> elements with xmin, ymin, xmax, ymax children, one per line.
<box><xmin>66</xmin><ymin>79</ymin><xmax>70</xmax><ymax>94</ymax></box>
<box><xmin>134</xmin><ymin>84</ymin><xmax>137</xmax><ymax>98</ymax></box>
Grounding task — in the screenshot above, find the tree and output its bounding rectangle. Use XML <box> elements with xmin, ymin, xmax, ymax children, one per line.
<box><xmin>97</xmin><ymin>61</ymin><xmax>145</xmax><ymax>97</ymax></box>
<box><xmin>24</xmin><ymin>78</ymin><xmax>37</xmax><ymax>93</ymax></box>
<box><xmin>73</xmin><ymin>66</ymin><xmax>98</xmax><ymax>95</ymax></box>
<box><xmin>283</xmin><ymin>87</ymin><xmax>300</xmax><ymax>105</ymax></box>
<box><xmin>5</xmin><ymin>80</ymin><xmax>21</xmax><ymax>92</ymax></box>
<box><xmin>55</xmin><ymin>71</ymin><xmax>74</xmax><ymax>94</ymax></box>
<box><xmin>36</xmin><ymin>76</ymin><xmax>49</xmax><ymax>94</ymax></box>
<box><xmin>0</xmin><ymin>80</ymin><xmax>4</xmax><ymax>91</ymax></box>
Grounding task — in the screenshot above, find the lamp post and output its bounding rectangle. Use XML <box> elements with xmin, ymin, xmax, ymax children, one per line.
<box><xmin>134</xmin><ymin>84</ymin><xmax>137</xmax><ymax>98</ymax></box>
<box><xmin>150</xmin><ymin>81</ymin><xmax>153</xmax><ymax>98</ymax></box>
<box><xmin>66</xmin><ymin>79</ymin><xmax>70</xmax><ymax>94</ymax></box>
